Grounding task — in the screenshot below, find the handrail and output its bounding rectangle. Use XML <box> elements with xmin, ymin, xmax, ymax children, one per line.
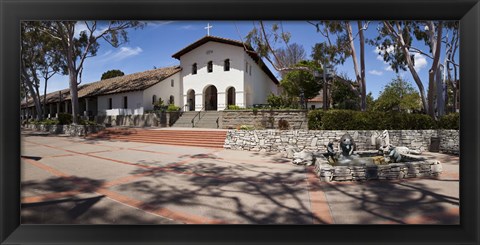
<box><xmin>191</xmin><ymin>106</ymin><xmax>205</xmax><ymax>127</ymax></box>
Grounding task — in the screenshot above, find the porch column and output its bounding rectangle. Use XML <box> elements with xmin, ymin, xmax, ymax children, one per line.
<box><xmin>49</xmin><ymin>104</ymin><xmax>53</xmax><ymax>118</ymax></box>
<box><xmin>56</xmin><ymin>102</ymin><xmax>60</xmax><ymax>117</ymax></box>
<box><xmin>84</xmin><ymin>98</ymin><xmax>89</xmax><ymax>116</ymax></box>
<box><xmin>65</xmin><ymin>101</ymin><xmax>69</xmax><ymax>113</ymax></box>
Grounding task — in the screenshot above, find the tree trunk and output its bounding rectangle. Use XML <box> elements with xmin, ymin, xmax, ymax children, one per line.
<box><xmin>427</xmin><ymin>21</ymin><xmax>443</xmax><ymax>118</ymax></box>
<box><xmin>23</xmin><ymin>77</ymin><xmax>42</xmax><ymax>120</ymax></box>
<box><xmin>43</xmin><ymin>78</ymin><xmax>48</xmax><ymax>118</ymax></box>
<box><xmin>346</xmin><ymin>23</ymin><xmax>364</xmax><ymax>111</ymax></box>
<box><xmin>358</xmin><ymin>21</ymin><xmax>367</xmax><ymax>112</ymax></box>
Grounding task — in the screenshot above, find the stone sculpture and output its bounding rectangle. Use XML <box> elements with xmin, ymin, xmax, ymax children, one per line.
<box><xmin>339</xmin><ymin>133</ymin><xmax>356</xmax><ymax>157</ymax></box>
<box><xmin>325</xmin><ymin>140</ymin><xmax>337</xmax><ymax>164</ymax></box>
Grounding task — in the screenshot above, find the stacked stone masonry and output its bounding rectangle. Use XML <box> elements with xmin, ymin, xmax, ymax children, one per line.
<box><xmin>221</xmin><ymin>110</ymin><xmax>308</xmax><ymax>130</ymax></box>
<box><xmin>314</xmin><ymin>160</ymin><xmax>443</xmax><ymax>182</ymax></box>
<box><xmin>25</xmin><ymin>124</ymin><xmax>105</xmax><ymax>137</ymax></box>
<box><xmin>224</xmin><ymin>130</ymin><xmax>459</xmax><ymax>154</ymax></box>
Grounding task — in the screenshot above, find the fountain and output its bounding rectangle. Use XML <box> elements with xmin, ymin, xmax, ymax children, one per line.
<box><xmin>305</xmin><ymin>131</ymin><xmax>443</xmax><ymax>182</ymax></box>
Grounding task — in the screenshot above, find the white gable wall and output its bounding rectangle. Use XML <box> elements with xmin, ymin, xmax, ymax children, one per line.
<box><xmin>143</xmin><ymin>72</ymin><xmax>182</xmax><ymax>111</ymax></box>
<box><xmin>180</xmin><ymin>41</ymin><xmax>245</xmax><ymax>110</ymax></box>
<box><xmin>243</xmin><ymin>53</ymin><xmax>279</xmax><ymax>107</ymax></box>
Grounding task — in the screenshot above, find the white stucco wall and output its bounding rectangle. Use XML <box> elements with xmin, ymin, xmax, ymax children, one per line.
<box><xmin>143</xmin><ymin>72</ymin><xmax>182</xmax><ymax>111</ymax></box>
<box><xmin>244</xmin><ymin>53</ymin><xmax>279</xmax><ymax>107</ymax></box>
<box><xmin>97</xmin><ymin>91</ymin><xmax>144</xmax><ymax>116</ymax></box>
<box><xmin>179</xmin><ymin>41</ymin><xmax>246</xmax><ymax>111</ymax></box>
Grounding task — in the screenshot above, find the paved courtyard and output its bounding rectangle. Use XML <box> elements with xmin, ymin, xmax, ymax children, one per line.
<box><xmin>21</xmin><ymin>130</ymin><xmax>460</xmax><ymax>224</ymax></box>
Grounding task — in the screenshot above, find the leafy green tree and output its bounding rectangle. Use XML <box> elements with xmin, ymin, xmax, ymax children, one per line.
<box><xmin>280</xmin><ymin>61</ymin><xmax>322</xmax><ymax>108</ymax></box>
<box><xmin>366</xmin><ymin>92</ymin><xmax>376</xmax><ymax>111</ymax></box>
<box><xmin>374</xmin><ymin>76</ymin><xmax>421</xmax><ymax>112</ymax></box>
<box><xmin>101</xmin><ymin>69</ymin><xmax>125</xmax><ymax>80</ymax></box>
<box><xmin>330</xmin><ymin>75</ymin><xmax>360</xmax><ymax>110</ymax></box>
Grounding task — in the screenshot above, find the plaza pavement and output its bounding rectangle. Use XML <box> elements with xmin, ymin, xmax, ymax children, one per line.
<box><xmin>20</xmin><ymin>129</ymin><xmax>459</xmax><ymax>224</ymax></box>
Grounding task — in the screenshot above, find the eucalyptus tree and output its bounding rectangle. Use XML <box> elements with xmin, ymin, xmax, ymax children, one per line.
<box><xmin>21</xmin><ymin>21</ymin><xmax>63</xmax><ymax>119</ymax></box>
<box><xmin>37</xmin><ymin>21</ymin><xmax>144</xmax><ymax>123</ymax></box>
<box><xmin>443</xmin><ymin>21</ymin><xmax>460</xmax><ymax>113</ymax></box>
<box><xmin>370</xmin><ymin>21</ymin><xmax>446</xmax><ymax>117</ymax></box>
<box><xmin>309</xmin><ymin>21</ymin><xmax>369</xmax><ymax>111</ymax></box>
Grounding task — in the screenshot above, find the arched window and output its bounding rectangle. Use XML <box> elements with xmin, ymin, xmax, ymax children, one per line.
<box><xmin>152</xmin><ymin>95</ymin><xmax>157</xmax><ymax>104</ymax></box>
<box><xmin>207</xmin><ymin>61</ymin><xmax>213</xmax><ymax>73</ymax></box>
<box><xmin>169</xmin><ymin>95</ymin><xmax>174</xmax><ymax>105</ymax></box>
<box><xmin>192</xmin><ymin>63</ymin><xmax>197</xmax><ymax>75</ymax></box>
<box><xmin>224</xmin><ymin>59</ymin><xmax>230</xmax><ymax>71</ymax></box>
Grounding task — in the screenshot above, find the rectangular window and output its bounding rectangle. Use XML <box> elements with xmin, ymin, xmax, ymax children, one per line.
<box><xmin>171</xmin><ymin>79</ymin><xmax>174</xmax><ymax>87</ymax></box>
<box><xmin>108</xmin><ymin>98</ymin><xmax>112</xmax><ymax>109</ymax></box>
<box><xmin>245</xmin><ymin>61</ymin><xmax>248</xmax><ymax>73</ymax></box>
<box><xmin>249</xmin><ymin>65</ymin><xmax>252</xmax><ymax>75</ymax></box>
<box><xmin>207</xmin><ymin>61</ymin><xmax>213</xmax><ymax>73</ymax></box>
<box><xmin>224</xmin><ymin>59</ymin><xmax>230</xmax><ymax>71</ymax></box>
<box><xmin>192</xmin><ymin>63</ymin><xmax>197</xmax><ymax>75</ymax></box>
<box><xmin>123</xmin><ymin>96</ymin><xmax>128</xmax><ymax>109</ymax></box>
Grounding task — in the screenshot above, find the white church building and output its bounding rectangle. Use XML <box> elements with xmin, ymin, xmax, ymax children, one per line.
<box><xmin>21</xmin><ymin>35</ymin><xmax>280</xmax><ymax>118</ymax></box>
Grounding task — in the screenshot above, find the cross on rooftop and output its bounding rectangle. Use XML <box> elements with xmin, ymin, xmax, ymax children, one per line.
<box><xmin>205</xmin><ymin>23</ymin><xmax>213</xmax><ymax>36</ymax></box>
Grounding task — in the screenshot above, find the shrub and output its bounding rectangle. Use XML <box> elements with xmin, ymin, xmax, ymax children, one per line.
<box><xmin>42</xmin><ymin>118</ymin><xmax>60</xmax><ymax>125</ymax></box>
<box><xmin>227</xmin><ymin>105</ymin><xmax>242</xmax><ymax>110</ymax></box>
<box><xmin>238</xmin><ymin>125</ymin><xmax>255</xmax><ymax>130</ymax></box>
<box><xmin>308</xmin><ymin>110</ymin><xmax>324</xmax><ymax>130</ymax></box>
<box><xmin>278</xmin><ymin>119</ymin><xmax>290</xmax><ymax>130</ymax></box>
<box><xmin>307</xmin><ymin>109</ymin><xmax>442</xmax><ymax>130</ymax></box>
<box><xmin>167</xmin><ymin>104</ymin><xmax>180</xmax><ymax>112</ymax></box>
<box><xmin>79</xmin><ymin>119</ymin><xmax>97</xmax><ymax>126</ymax></box>
<box><xmin>57</xmin><ymin>113</ymin><xmax>72</xmax><ymax>125</ymax></box>
<box><xmin>438</xmin><ymin>113</ymin><xmax>459</xmax><ymax>130</ymax></box>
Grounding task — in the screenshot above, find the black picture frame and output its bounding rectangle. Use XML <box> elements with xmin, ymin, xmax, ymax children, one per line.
<box><xmin>1</xmin><ymin>0</ymin><xmax>479</xmax><ymax>244</ymax></box>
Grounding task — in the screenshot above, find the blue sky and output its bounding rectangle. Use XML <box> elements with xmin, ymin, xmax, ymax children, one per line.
<box><xmin>44</xmin><ymin>21</ymin><xmax>456</xmax><ymax>99</ymax></box>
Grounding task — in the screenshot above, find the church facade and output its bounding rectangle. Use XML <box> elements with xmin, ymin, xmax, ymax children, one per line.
<box><xmin>21</xmin><ymin>36</ymin><xmax>280</xmax><ymax>119</ymax></box>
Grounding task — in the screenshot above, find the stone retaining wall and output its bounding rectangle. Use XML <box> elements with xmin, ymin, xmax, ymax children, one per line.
<box><xmin>221</xmin><ymin>110</ymin><xmax>308</xmax><ymax>130</ymax></box>
<box><xmin>94</xmin><ymin>112</ymin><xmax>181</xmax><ymax>127</ymax></box>
<box><xmin>438</xmin><ymin>130</ymin><xmax>460</xmax><ymax>154</ymax></box>
<box><xmin>25</xmin><ymin>124</ymin><xmax>105</xmax><ymax>136</ymax></box>
<box><xmin>314</xmin><ymin>160</ymin><xmax>443</xmax><ymax>182</ymax></box>
<box><xmin>224</xmin><ymin>129</ymin><xmax>459</xmax><ymax>154</ymax></box>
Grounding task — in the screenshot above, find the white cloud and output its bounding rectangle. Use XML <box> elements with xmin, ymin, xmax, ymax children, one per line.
<box><xmin>148</xmin><ymin>21</ymin><xmax>175</xmax><ymax>28</ymax></box>
<box><xmin>384</xmin><ymin>66</ymin><xmax>393</xmax><ymax>71</ymax></box>
<box><xmin>179</xmin><ymin>25</ymin><xmax>196</xmax><ymax>30</ymax></box>
<box><xmin>413</xmin><ymin>53</ymin><xmax>428</xmax><ymax>72</ymax></box>
<box><xmin>368</xmin><ymin>70</ymin><xmax>383</xmax><ymax>76</ymax></box>
<box><xmin>97</xmin><ymin>46</ymin><xmax>143</xmax><ymax>62</ymax></box>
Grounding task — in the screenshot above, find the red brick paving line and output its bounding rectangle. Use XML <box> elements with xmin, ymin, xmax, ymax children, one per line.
<box><xmin>22</xmin><ymin>190</ymin><xmax>82</xmax><ymax>203</ymax></box>
<box><xmin>22</xmin><ymin>157</ymin><xmax>69</xmax><ymax>177</ymax></box>
<box><xmin>305</xmin><ymin>166</ymin><xmax>335</xmax><ymax>224</ymax></box>
<box><xmin>24</xmin><ymin>140</ymin><xmax>302</xmax><ymax>186</ymax></box>
<box><xmin>22</xmin><ymin>156</ymin><xmax>229</xmax><ymax>224</ymax></box>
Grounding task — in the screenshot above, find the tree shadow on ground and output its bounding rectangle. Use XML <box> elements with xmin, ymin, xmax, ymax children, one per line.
<box><xmin>21</xmin><ymin>175</ymin><xmax>179</xmax><ymax>224</ymax></box>
<box><xmin>319</xmin><ymin>179</ymin><xmax>459</xmax><ymax>224</ymax></box>
<box><xmin>22</xmin><ymin>176</ymin><xmax>105</xmax><ymax>193</ymax></box>
<box><xmin>118</xmin><ymin>159</ymin><xmax>325</xmax><ymax>224</ymax></box>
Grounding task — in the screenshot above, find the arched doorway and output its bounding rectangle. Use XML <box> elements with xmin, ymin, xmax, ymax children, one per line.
<box><xmin>226</xmin><ymin>87</ymin><xmax>236</xmax><ymax>107</ymax></box>
<box><xmin>187</xmin><ymin>89</ymin><xmax>195</xmax><ymax>111</ymax></box>
<box><xmin>204</xmin><ymin>85</ymin><xmax>218</xmax><ymax>111</ymax></box>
